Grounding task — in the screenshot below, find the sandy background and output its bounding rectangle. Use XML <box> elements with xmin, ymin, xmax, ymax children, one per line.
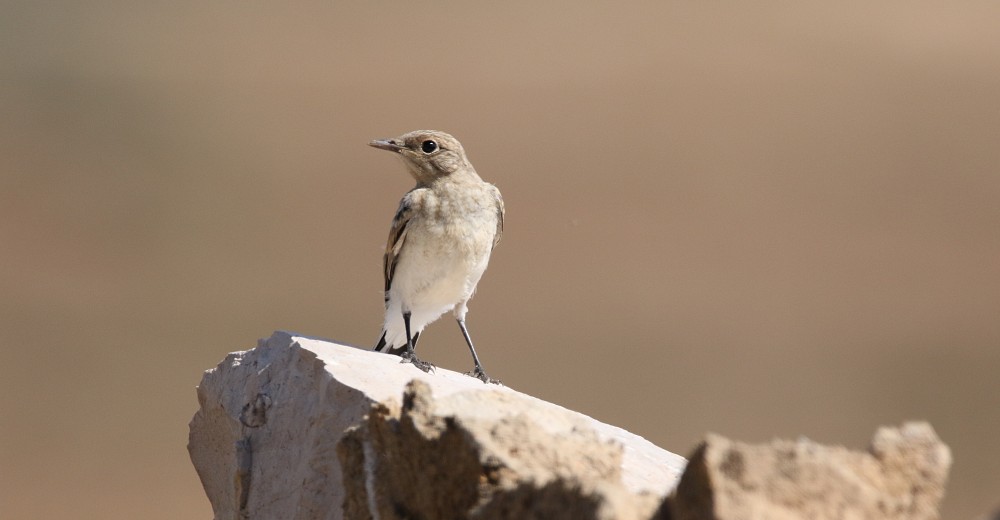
<box><xmin>2</xmin><ymin>2</ymin><xmax>998</xmax><ymax>518</ymax></box>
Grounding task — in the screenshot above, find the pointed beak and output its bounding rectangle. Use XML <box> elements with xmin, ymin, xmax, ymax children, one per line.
<box><xmin>369</xmin><ymin>138</ymin><xmax>404</xmax><ymax>153</ymax></box>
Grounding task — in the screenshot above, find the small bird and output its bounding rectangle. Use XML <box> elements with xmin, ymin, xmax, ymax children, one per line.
<box><xmin>369</xmin><ymin>130</ymin><xmax>504</xmax><ymax>384</ymax></box>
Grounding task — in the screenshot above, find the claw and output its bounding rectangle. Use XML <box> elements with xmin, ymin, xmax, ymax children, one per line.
<box><xmin>465</xmin><ymin>368</ymin><xmax>501</xmax><ymax>385</ymax></box>
<box><xmin>399</xmin><ymin>351</ymin><xmax>435</xmax><ymax>373</ymax></box>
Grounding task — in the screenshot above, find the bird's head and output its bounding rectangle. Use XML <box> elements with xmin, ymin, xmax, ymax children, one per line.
<box><xmin>369</xmin><ymin>130</ymin><xmax>475</xmax><ymax>184</ymax></box>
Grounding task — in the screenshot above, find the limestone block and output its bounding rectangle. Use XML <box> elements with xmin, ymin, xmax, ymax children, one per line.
<box><xmin>188</xmin><ymin>331</ymin><xmax>686</xmax><ymax>519</ymax></box>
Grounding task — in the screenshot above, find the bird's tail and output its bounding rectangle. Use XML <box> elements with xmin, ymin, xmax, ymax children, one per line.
<box><xmin>374</xmin><ymin>330</ymin><xmax>417</xmax><ymax>356</ymax></box>
<box><xmin>374</xmin><ymin>330</ymin><xmax>390</xmax><ymax>352</ymax></box>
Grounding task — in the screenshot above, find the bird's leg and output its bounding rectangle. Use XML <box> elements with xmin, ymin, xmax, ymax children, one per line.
<box><xmin>457</xmin><ymin>319</ymin><xmax>500</xmax><ymax>385</ymax></box>
<box><xmin>400</xmin><ymin>311</ymin><xmax>434</xmax><ymax>373</ymax></box>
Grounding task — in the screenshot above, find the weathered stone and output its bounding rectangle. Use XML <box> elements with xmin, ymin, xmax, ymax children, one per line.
<box><xmin>188</xmin><ymin>331</ymin><xmax>686</xmax><ymax>519</ymax></box>
<box><xmin>337</xmin><ymin>379</ymin><xmax>667</xmax><ymax>519</ymax></box>
<box><xmin>188</xmin><ymin>332</ymin><xmax>952</xmax><ymax>520</ymax></box>
<box><xmin>668</xmin><ymin>422</ymin><xmax>951</xmax><ymax>520</ymax></box>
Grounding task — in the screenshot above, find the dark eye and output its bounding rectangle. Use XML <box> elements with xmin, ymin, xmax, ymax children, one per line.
<box><xmin>421</xmin><ymin>140</ymin><xmax>438</xmax><ymax>154</ymax></box>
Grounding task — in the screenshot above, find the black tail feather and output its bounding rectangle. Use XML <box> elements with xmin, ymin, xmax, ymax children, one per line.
<box><xmin>374</xmin><ymin>330</ymin><xmax>419</xmax><ymax>356</ymax></box>
<box><xmin>374</xmin><ymin>330</ymin><xmax>388</xmax><ymax>352</ymax></box>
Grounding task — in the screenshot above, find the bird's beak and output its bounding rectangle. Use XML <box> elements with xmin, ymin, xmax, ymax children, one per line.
<box><xmin>369</xmin><ymin>138</ymin><xmax>404</xmax><ymax>153</ymax></box>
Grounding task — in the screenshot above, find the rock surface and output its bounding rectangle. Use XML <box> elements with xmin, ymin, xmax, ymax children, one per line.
<box><xmin>188</xmin><ymin>331</ymin><xmax>686</xmax><ymax>520</ymax></box>
<box><xmin>668</xmin><ymin>422</ymin><xmax>952</xmax><ymax>520</ymax></box>
<box><xmin>188</xmin><ymin>332</ymin><xmax>951</xmax><ymax>519</ymax></box>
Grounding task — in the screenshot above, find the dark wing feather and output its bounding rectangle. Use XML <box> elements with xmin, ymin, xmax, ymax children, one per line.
<box><xmin>383</xmin><ymin>194</ymin><xmax>415</xmax><ymax>303</ymax></box>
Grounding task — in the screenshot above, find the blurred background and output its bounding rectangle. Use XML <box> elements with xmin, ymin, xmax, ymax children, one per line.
<box><xmin>2</xmin><ymin>2</ymin><xmax>998</xmax><ymax>518</ymax></box>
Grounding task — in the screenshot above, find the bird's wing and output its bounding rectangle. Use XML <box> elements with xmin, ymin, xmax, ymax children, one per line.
<box><xmin>491</xmin><ymin>185</ymin><xmax>504</xmax><ymax>249</ymax></box>
<box><xmin>383</xmin><ymin>192</ymin><xmax>416</xmax><ymax>302</ymax></box>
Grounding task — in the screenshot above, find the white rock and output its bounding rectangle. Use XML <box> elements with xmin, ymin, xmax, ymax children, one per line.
<box><xmin>188</xmin><ymin>331</ymin><xmax>686</xmax><ymax>520</ymax></box>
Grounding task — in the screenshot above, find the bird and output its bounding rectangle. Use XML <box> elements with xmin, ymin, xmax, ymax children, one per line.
<box><xmin>369</xmin><ymin>130</ymin><xmax>505</xmax><ymax>384</ymax></box>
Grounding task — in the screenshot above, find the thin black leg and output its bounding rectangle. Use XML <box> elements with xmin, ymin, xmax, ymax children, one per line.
<box><xmin>400</xmin><ymin>311</ymin><xmax>433</xmax><ymax>373</ymax></box>
<box><xmin>457</xmin><ymin>319</ymin><xmax>500</xmax><ymax>385</ymax></box>
<box><xmin>403</xmin><ymin>311</ymin><xmax>415</xmax><ymax>356</ymax></box>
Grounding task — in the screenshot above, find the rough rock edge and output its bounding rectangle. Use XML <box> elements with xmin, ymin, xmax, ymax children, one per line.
<box><xmin>188</xmin><ymin>331</ymin><xmax>684</xmax><ymax>520</ymax></box>
<box><xmin>337</xmin><ymin>379</ymin><xmax>663</xmax><ymax>520</ymax></box>
<box><xmin>667</xmin><ymin>422</ymin><xmax>951</xmax><ymax>520</ymax></box>
<box><xmin>188</xmin><ymin>332</ymin><xmax>951</xmax><ymax>520</ymax></box>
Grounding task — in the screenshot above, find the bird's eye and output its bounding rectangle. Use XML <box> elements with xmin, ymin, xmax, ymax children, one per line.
<box><xmin>421</xmin><ymin>140</ymin><xmax>438</xmax><ymax>154</ymax></box>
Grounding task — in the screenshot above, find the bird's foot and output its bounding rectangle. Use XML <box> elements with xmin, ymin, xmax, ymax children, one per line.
<box><xmin>399</xmin><ymin>351</ymin><xmax>435</xmax><ymax>373</ymax></box>
<box><xmin>465</xmin><ymin>367</ymin><xmax>501</xmax><ymax>385</ymax></box>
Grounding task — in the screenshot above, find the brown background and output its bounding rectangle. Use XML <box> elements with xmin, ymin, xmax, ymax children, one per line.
<box><xmin>2</xmin><ymin>2</ymin><xmax>998</xmax><ymax>518</ymax></box>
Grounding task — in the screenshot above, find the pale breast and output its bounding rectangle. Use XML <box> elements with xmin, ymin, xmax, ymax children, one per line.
<box><xmin>391</xmin><ymin>183</ymin><xmax>498</xmax><ymax>309</ymax></box>
<box><xmin>421</xmin><ymin>183</ymin><xmax>499</xmax><ymax>258</ymax></box>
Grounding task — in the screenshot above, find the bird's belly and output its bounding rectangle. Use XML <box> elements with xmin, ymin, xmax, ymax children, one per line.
<box><xmin>392</xmin><ymin>232</ymin><xmax>490</xmax><ymax>309</ymax></box>
<box><xmin>395</xmin><ymin>254</ymin><xmax>482</xmax><ymax>306</ymax></box>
